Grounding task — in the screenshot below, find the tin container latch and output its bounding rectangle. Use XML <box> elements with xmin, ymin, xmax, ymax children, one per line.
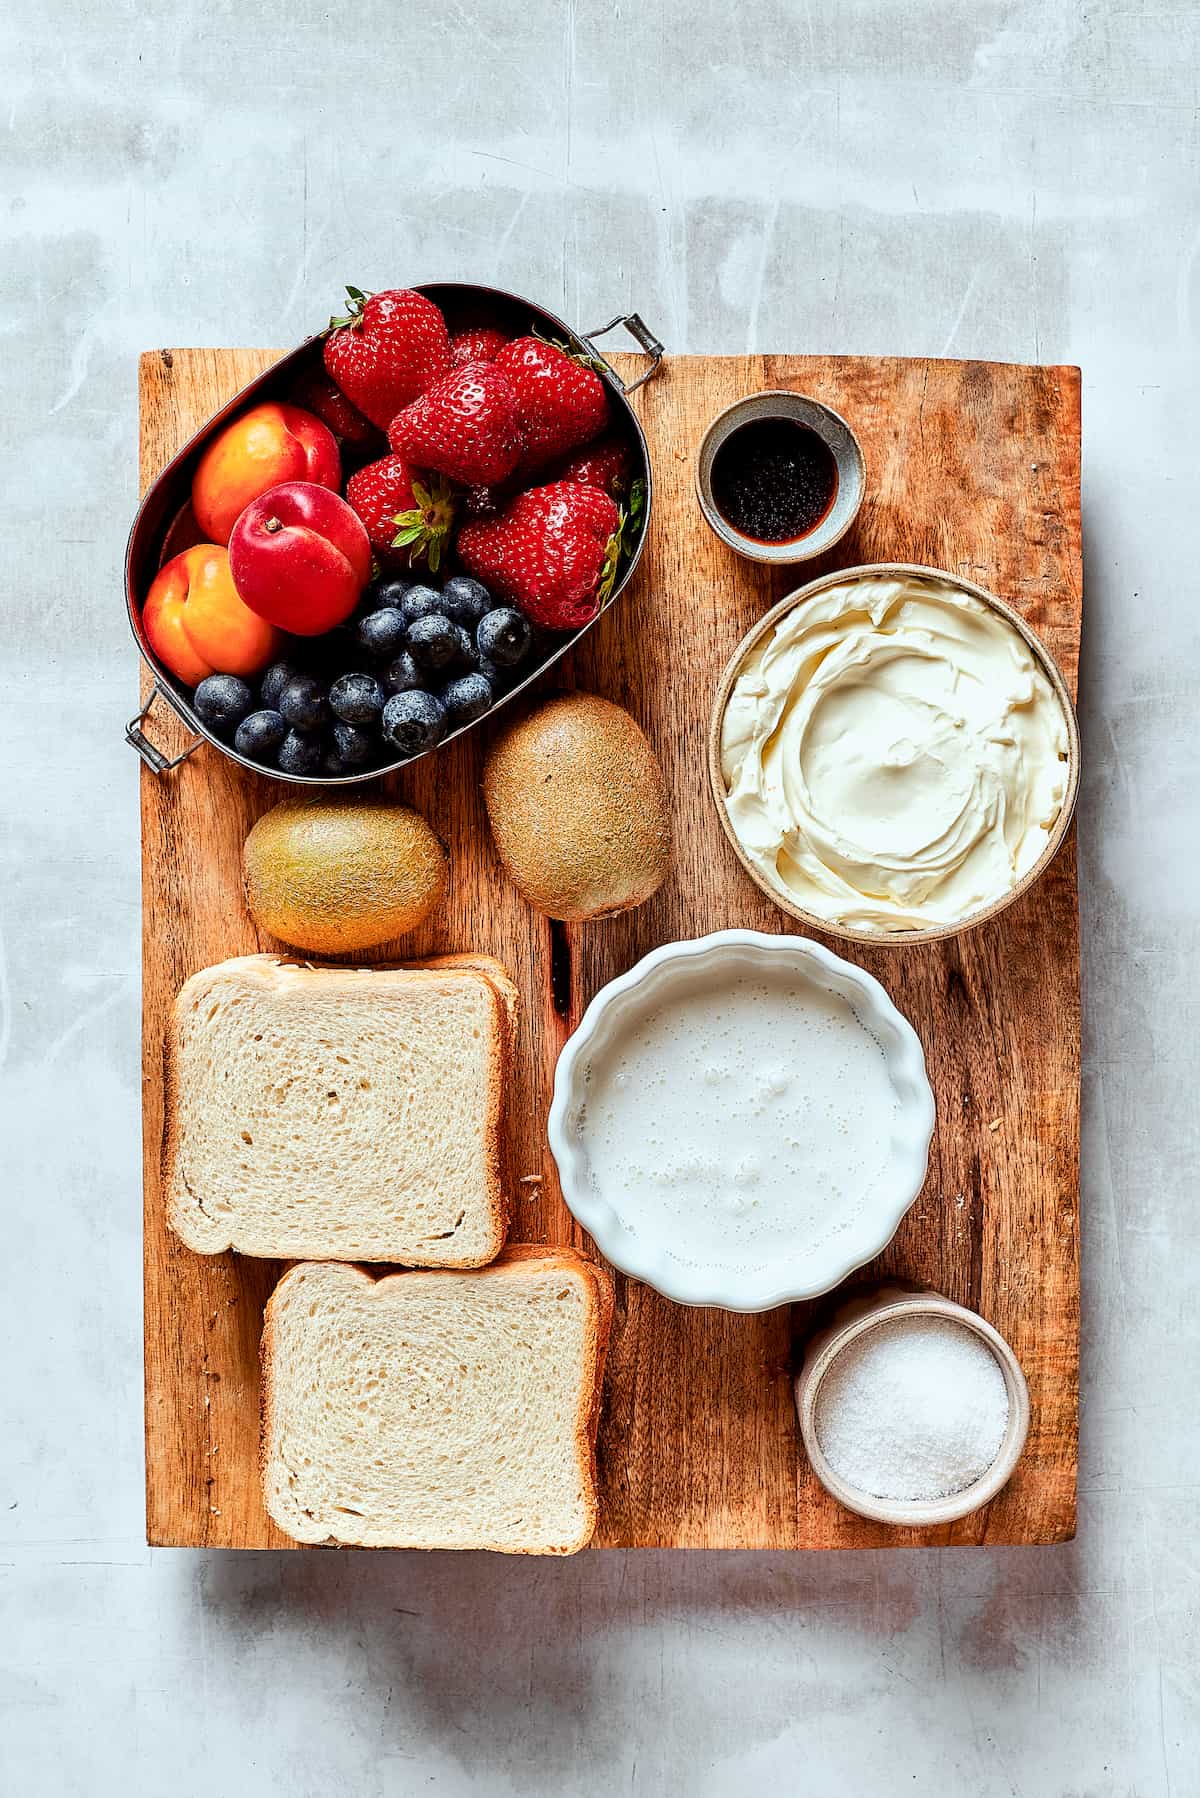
<box><xmin>581</xmin><ymin>313</ymin><xmax>664</xmax><ymax>394</ymax></box>
<box><xmin>126</xmin><ymin>681</ymin><xmax>203</xmax><ymax>774</ymax></box>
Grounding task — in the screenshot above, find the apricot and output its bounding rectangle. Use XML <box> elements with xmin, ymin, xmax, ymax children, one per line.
<box><xmin>191</xmin><ymin>403</ymin><xmax>341</xmax><ymax>544</ymax></box>
<box><xmin>142</xmin><ymin>544</ymin><xmax>281</xmax><ymax>685</ymax></box>
<box><xmin>229</xmin><ymin>482</ymin><xmax>371</xmax><ymax>635</ymax></box>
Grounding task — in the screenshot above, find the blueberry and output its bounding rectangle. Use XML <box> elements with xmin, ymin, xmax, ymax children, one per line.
<box><xmin>478</xmin><ymin>655</ymin><xmax>513</xmax><ymax>690</ymax></box>
<box><xmin>451</xmin><ymin>623</ymin><xmax>479</xmax><ymax>670</ymax></box>
<box><xmin>260</xmin><ymin>660</ymin><xmax>300</xmax><ymax>711</ymax></box>
<box><xmin>384</xmin><ymin>650</ymin><xmax>424</xmax><ymax>695</ymax></box>
<box><xmin>476</xmin><ymin>607</ymin><xmax>532</xmax><ymax>669</ymax></box>
<box><xmin>441</xmin><ymin>672</ymin><xmax>494</xmax><ymax>728</ymax></box>
<box><xmin>406</xmin><ymin>613</ymin><xmax>459</xmax><ymax>671</ymax></box>
<box><xmin>361</xmin><ymin>574</ymin><xmax>412</xmax><ymax>614</ymax></box>
<box><xmin>356</xmin><ymin>607</ymin><xmax>409</xmax><ymax>660</ymax></box>
<box><xmin>276</xmin><ymin>729</ymin><xmax>324</xmax><ymax>775</ymax></box>
<box><xmin>278</xmin><ymin>674</ymin><xmax>330</xmax><ymax>731</ymax></box>
<box><xmin>233</xmin><ymin>708</ymin><xmax>288</xmax><ymax>761</ymax></box>
<box><xmin>330</xmin><ymin>720</ymin><xmax>374</xmax><ymax>766</ymax></box>
<box><xmin>400</xmin><ymin>583</ymin><xmax>446</xmax><ymax>624</ymax></box>
<box><xmin>320</xmin><ymin>746</ymin><xmax>349</xmax><ymax>777</ymax></box>
<box><xmin>329</xmin><ymin>670</ymin><xmax>385</xmax><ymax>725</ymax></box>
<box><xmin>440</xmin><ymin>574</ymin><xmax>493</xmax><ymax>627</ymax></box>
<box><xmin>381</xmin><ymin>690</ymin><xmax>446</xmax><ymax>757</ymax></box>
<box><xmin>193</xmin><ymin>673</ymin><xmax>253</xmax><ymax>735</ymax></box>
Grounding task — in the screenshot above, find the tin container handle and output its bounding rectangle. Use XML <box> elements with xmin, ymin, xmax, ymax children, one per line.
<box><xmin>125</xmin><ymin>680</ymin><xmax>203</xmax><ymax>774</ymax></box>
<box><xmin>580</xmin><ymin>313</ymin><xmax>664</xmax><ymax>394</ymax></box>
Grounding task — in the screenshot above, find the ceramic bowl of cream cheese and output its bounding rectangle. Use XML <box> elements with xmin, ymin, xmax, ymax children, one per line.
<box><xmin>547</xmin><ymin>930</ymin><xmax>935</xmax><ymax>1312</ymax></box>
<box><xmin>708</xmin><ymin>564</ymin><xmax>1080</xmax><ymax>945</ymax></box>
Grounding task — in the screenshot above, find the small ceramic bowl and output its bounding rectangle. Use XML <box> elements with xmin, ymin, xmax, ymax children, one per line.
<box><xmin>547</xmin><ymin>930</ymin><xmax>935</xmax><ymax>1313</ymax></box>
<box><xmin>695</xmin><ymin>391</ymin><xmax>865</xmax><ymax>563</ymax></box>
<box><xmin>795</xmin><ymin>1285</ymin><xmax>1031</xmax><ymax>1526</ymax></box>
<box><xmin>708</xmin><ymin>562</ymin><xmax>1081</xmax><ymax>947</ymax></box>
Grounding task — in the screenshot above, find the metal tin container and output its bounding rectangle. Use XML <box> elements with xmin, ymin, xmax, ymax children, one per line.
<box><xmin>125</xmin><ymin>285</ymin><xmax>662</xmax><ymax>782</ymax></box>
<box><xmin>706</xmin><ymin>561</ymin><xmax>1081</xmax><ymax>946</ymax></box>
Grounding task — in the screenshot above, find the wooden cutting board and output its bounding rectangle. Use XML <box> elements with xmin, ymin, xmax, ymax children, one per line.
<box><xmin>140</xmin><ymin>348</ymin><xmax>1081</xmax><ymax>1549</ymax></box>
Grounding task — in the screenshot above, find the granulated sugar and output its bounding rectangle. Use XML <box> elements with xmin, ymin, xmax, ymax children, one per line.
<box><xmin>814</xmin><ymin>1315</ymin><xmax>1010</xmax><ymax>1502</ymax></box>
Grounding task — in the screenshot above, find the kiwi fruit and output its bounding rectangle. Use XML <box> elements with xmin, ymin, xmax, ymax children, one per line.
<box><xmin>483</xmin><ymin>692</ymin><xmax>672</xmax><ymax>922</ymax></box>
<box><xmin>243</xmin><ymin>798</ymin><xmax>447</xmax><ymax>954</ymax></box>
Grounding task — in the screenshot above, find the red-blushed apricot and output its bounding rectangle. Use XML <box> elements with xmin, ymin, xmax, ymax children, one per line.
<box><xmin>229</xmin><ymin>482</ymin><xmax>371</xmax><ymax>635</ymax></box>
<box><xmin>191</xmin><ymin>403</ymin><xmax>341</xmax><ymax>544</ymax></box>
<box><xmin>142</xmin><ymin>544</ymin><xmax>281</xmax><ymax>684</ymax></box>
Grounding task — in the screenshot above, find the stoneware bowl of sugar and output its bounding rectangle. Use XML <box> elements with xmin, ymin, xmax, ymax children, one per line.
<box><xmin>795</xmin><ymin>1285</ymin><xmax>1030</xmax><ymax>1527</ymax></box>
<box><xmin>547</xmin><ymin>930</ymin><xmax>935</xmax><ymax>1313</ymax></box>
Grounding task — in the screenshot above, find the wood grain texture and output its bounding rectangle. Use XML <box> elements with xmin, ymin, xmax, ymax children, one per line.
<box><xmin>140</xmin><ymin>347</ymin><xmax>1081</xmax><ymax>1550</ymax></box>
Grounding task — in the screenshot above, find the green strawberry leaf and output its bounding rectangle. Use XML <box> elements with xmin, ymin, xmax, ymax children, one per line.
<box><xmin>626</xmin><ymin>476</ymin><xmax>646</xmax><ymax>540</ymax></box>
<box><xmin>391</xmin><ymin>474</ymin><xmax>456</xmax><ymax>572</ymax></box>
<box><xmin>596</xmin><ymin>517</ymin><xmax>625</xmax><ymax>609</ymax></box>
<box><xmin>531</xmin><ymin>327</ymin><xmax>609</xmax><ymax>377</ymax></box>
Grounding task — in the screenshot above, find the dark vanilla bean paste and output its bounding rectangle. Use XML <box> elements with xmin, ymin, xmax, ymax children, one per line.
<box><xmin>711</xmin><ymin>418</ymin><xmax>838</xmax><ymax>543</ymax></box>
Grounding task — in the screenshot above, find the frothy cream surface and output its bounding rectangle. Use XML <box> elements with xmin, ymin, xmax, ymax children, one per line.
<box><xmin>577</xmin><ymin>968</ymin><xmax>901</xmax><ymax>1277</ymax></box>
<box><xmin>719</xmin><ymin>574</ymin><xmax>1071</xmax><ymax>932</ymax></box>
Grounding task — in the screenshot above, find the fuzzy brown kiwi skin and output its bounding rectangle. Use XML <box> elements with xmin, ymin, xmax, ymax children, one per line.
<box><xmin>242</xmin><ymin>798</ymin><xmax>448</xmax><ymax>956</ymax></box>
<box><xmin>482</xmin><ymin>692</ymin><xmax>673</xmax><ymax>923</ymax></box>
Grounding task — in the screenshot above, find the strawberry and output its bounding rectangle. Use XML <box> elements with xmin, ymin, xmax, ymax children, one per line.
<box><xmin>462</xmin><ymin>483</ymin><xmax>510</xmax><ymax>520</ymax></box>
<box><xmin>387</xmin><ymin>361</ymin><xmax>525</xmax><ymax>487</ymax></box>
<box><xmin>457</xmin><ymin>481</ymin><xmax>621</xmax><ymax>630</ymax></box>
<box><xmin>450</xmin><ymin>326</ymin><xmax>510</xmax><ymax>365</ymax></box>
<box><xmin>494</xmin><ymin>336</ymin><xmax>610</xmax><ymax>473</ymax></box>
<box><xmin>344</xmin><ymin>454</ymin><xmax>455</xmax><ymax>572</ymax></box>
<box><xmin>550</xmin><ymin>434</ymin><xmax>634</xmax><ymax>500</ymax></box>
<box><xmin>323</xmin><ymin>286</ymin><xmax>453</xmax><ymax>429</ymax></box>
<box><xmin>289</xmin><ymin>367</ymin><xmax>382</xmax><ymax>451</ymax></box>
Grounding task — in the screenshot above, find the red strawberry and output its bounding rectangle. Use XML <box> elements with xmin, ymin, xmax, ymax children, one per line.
<box><xmin>450</xmin><ymin>326</ymin><xmax>510</xmax><ymax>365</ymax></box>
<box><xmin>344</xmin><ymin>454</ymin><xmax>455</xmax><ymax>572</ymax></box>
<box><xmin>457</xmin><ymin>482</ymin><xmax>621</xmax><ymax>630</ymax></box>
<box><xmin>289</xmin><ymin>367</ymin><xmax>382</xmax><ymax>451</ymax></box>
<box><xmin>494</xmin><ymin>337</ymin><xmax>610</xmax><ymax>473</ymax></box>
<box><xmin>388</xmin><ymin>361</ymin><xmax>525</xmax><ymax>487</ymax></box>
<box><xmin>462</xmin><ymin>483</ymin><xmax>510</xmax><ymax>520</ymax></box>
<box><xmin>550</xmin><ymin>434</ymin><xmax>634</xmax><ymax>500</ymax></box>
<box><xmin>323</xmin><ymin>286</ymin><xmax>453</xmax><ymax>429</ymax></box>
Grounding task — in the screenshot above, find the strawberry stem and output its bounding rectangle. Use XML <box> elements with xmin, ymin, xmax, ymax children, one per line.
<box><xmin>391</xmin><ymin>475</ymin><xmax>457</xmax><ymax>574</ymax></box>
<box><xmin>325</xmin><ymin>284</ymin><xmax>374</xmax><ymax>334</ymax></box>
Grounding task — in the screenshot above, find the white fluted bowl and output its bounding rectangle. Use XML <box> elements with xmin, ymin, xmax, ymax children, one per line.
<box><xmin>547</xmin><ymin>930</ymin><xmax>936</xmax><ymax>1312</ymax></box>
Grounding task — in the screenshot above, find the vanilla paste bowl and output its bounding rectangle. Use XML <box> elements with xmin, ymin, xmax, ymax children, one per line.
<box><xmin>547</xmin><ymin>929</ymin><xmax>936</xmax><ymax>1313</ymax></box>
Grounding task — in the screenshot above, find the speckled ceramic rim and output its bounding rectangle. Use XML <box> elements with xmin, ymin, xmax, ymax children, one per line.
<box><xmin>706</xmin><ymin>562</ymin><xmax>1082</xmax><ymax>947</ymax></box>
<box><xmin>794</xmin><ymin>1290</ymin><xmax>1031</xmax><ymax>1527</ymax></box>
<box><xmin>694</xmin><ymin>390</ymin><xmax>866</xmax><ymax>564</ymax></box>
<box><xmin>547</xmin><ymin>929</ymin><xmax>936</xmax><ymax>1313</ymax></box>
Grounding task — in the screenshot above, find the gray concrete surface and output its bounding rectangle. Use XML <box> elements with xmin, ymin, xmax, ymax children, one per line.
<box><xmin>3</xmin><ymin>0</ymin><xmax>1198</xmax><ymax>1791</ymax></box>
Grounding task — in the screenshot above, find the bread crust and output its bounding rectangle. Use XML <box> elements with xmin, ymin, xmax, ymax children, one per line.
<box><xmin>165</xmin><ymin>954</ymin><xmax>509</xmax><ymax>1266</ymax></box>
<box><xmin>260</xmin><ymin>1247</ymin><xmax>614</xmax><ymax>1554</ymax></box>
<box><xmin>406</xmin><ymin>953</ymin><xmax>521</xmax><ymax>1249</ymax></box>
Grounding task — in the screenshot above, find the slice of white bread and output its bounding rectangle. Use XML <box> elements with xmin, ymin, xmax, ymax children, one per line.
<box><xmin>165</xmin><ymin>954</ymin><xmax>511</xmax><ymax>1265</ymax></box>
<box><xmin>261</xmin><ymin>1247</ymin><xmax>614</xmax><ymax>1553</ymax></box>
<box><xmin>406</xmin><ymin>952</ymin><xmax>520</xmax><ymax>1055</ymax></box>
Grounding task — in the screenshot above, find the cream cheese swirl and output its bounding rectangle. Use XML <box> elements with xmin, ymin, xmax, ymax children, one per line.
<box><xmin>719</xmin><ymin>574</ymin><xmax>1071</xmax><ymax>932</ymax></box>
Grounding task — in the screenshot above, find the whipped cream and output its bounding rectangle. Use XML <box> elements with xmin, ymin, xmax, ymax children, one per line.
<box><xmin>719</xmin><ymin>573</ymin><xmax>1071</xmax><ymax>932</ymax></box>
